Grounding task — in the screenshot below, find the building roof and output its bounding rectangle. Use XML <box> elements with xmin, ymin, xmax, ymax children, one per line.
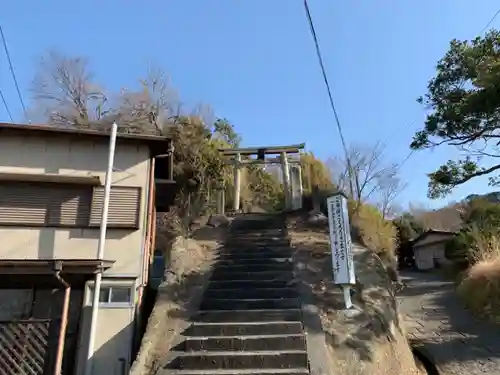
<box><xmin>412</xmin><ymin>229</ymin><xmax>457</xmax><ymax>247</ymax></box>
<box><xmin>0</xmin><ymin>122</ymin><xmax>172</xmax><ymax>156</ymax></box>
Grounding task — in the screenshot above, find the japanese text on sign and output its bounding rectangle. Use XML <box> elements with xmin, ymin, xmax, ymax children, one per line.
<box><xmin>326</xmin><ymin>193</ymin><xmax>355</xmax><ymax>285</ymax></box>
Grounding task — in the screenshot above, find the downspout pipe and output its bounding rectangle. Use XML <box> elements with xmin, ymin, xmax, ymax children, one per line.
<box><xmin>53</xmin><ymin>261</ymin><xmax>70</xmax><ymax>375</ymax></box>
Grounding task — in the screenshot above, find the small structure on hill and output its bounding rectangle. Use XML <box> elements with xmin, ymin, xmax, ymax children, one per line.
<box><xmin>219</xmin><ymin>144</ymin><xmax>305</xmax><ymax>212</ymax></box>
<box><xmin>412</xmin><ymin>229</ymin><xmax>456</xmax><ymax>270</ymax></box>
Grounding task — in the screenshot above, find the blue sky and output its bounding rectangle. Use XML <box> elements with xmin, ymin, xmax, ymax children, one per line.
<box><xmin>1</xmin><ymin>1</ymin><xmax>500</xmax><ymax>209</ymax></box>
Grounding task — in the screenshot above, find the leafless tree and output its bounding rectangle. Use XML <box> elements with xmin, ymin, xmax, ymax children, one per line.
<box><xmin>377</xmin><ymin>176</ymin><xmax>408</xmax><ymax>219</ymax></box>
<box><xmin>328</xmin><ymin>142</ymin><xmax>400</xmax><ymax>203</ymax></box>
<box><xmin>114</xmin><ymin>67</ymin><xmax>181</xmax><ymax>134</ymax></box>
<box><xmin>30</xmin><ymin>52</ymin><xmax>182</xmax><ymax>135</ymax></box>
<box><xmin>31</xmin><ymin>51</ymin><xmax>109</xmax><ymax>128</ymax></box>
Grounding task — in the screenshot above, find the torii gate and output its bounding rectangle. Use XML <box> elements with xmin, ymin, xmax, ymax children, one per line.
<box><xmin>219</xmin><ymin>144</ymin><xmax>305</xmax><ymax>212</ymax></box>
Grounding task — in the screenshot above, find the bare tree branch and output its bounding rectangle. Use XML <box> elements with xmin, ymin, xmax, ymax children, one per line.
<box><xmin>377</xmin><ymin>177</ymin><xmax>408</xmax><ymax>219</ymax></box>
<box><xmin>30</xmin><ymin>51</ymin><xmax>109</xmax><ymax>128</ymax></box>
<box><xmin>114</xmin><ymin>67</ymin><xmax>181</xmax><ymax>134</ymax></box>
<box><xmin>328</xmin><ymin>142</ymin><xmax>399</xmax><ymax>203</ymax></box>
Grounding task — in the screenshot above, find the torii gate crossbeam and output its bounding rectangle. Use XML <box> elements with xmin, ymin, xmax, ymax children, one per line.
<box><xmin>219</xmin><ymin>143</ymin><xmax>305</xmax><ymax>212</ymax></box>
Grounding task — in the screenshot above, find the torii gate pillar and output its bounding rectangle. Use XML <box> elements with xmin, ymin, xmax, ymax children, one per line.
<box><xmin>233</xmin><ymin>152</ymin><xmax>241</xmax><ymax>212</ymax></box>
<box><xmin>280</xmin><ymin>152</ymin><xmax>292</xmax><ymax>210</ymax></box>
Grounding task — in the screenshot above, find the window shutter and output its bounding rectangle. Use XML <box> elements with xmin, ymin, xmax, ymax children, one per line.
<box><xmin>0</xmin><ymin>182</ymin><xmax>92</xmax><ymax>226</ymax></box>
<box><xmin>90</xmin><ymin>187</ymin><xmax>141</xmax><ymax>229</ymax></box>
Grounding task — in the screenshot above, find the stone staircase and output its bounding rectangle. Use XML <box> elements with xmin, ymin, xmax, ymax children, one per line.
<box><xmin>163</xmin><ymin>214</ymin><xmax>310</xmax><ymax>375</ymax></box>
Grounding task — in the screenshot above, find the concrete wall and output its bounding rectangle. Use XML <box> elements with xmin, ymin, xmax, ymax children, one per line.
<box><xmin>0</xmin><ymin>134</ymin><xmax>151</xmax><ymax>276</ymax></box>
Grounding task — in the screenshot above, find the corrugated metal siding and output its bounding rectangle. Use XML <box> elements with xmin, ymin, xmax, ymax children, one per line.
<box><xmin>0</xmin><ymin>182</ymin><xmax>92</xmax><ymax>226</ymax></box>
<box><xmin>90</xmin><ymin>187</ymin><xmax>141</xmax><ymax>228</ymax></box>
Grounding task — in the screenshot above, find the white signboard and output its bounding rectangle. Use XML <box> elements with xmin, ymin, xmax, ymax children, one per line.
<box><xmin>326</xmin><ymin>193</ymin><xmax>355</xmax><ymax>285</ymax></box>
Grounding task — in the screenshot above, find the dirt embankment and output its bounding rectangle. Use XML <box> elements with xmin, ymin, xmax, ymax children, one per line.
<box><xmin>130</xmin><ymin>223</ymin><xmax>227</xmax><ymax>375</ymax></box>
<box><xmin>288</xmin><ymin>215</ymin><xmax>423</xmax><ymax>375</ymax></box>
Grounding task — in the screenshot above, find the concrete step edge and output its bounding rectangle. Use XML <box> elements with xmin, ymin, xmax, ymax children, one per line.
<box><xmin>175</xmin><ymin>350</ymin><xmax>308</xmax><ymax>357</ymax></box>
<box><xmin>217</xmin><ymin>258</ymin><xmax>292</xmax><ymax>262</ymax></box>
<box><xmin>208</xmin><ymin>280</ymin><xmax>296</xmax><ymax>284</ymax></box>
<box><xmin>205</xmin><ymin>287</ymin><xmax>297</xmax><ymax>293</ymax></box>
<box><xmin>166</xmin><ymin>368</ymin><xmax>309</xmax><ymax>374</ymax></box>
<box><xmin>194</xmin><ymin>309</ymin><xmax>302</xmax><ymax>315</ymax></box>
<box><xmin>191</xmin><ymin>321</ymin><xmax>303</xmax><ymax>326</ymax></box>
<box><xmin>184</xmin><ymin>334</ymin><xmax>306</xmax><ymax>340</ymax></box>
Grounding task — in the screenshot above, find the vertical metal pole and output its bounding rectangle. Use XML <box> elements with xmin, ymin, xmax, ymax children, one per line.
<box><xmin>233</xmin><ymin>153</ymin><xmax>241</xmax><ymax>212</ymax></box>
<box><xmin>85</xmin><ymin>122</ymin><xmax>118</xmax><ymax>375</ymax></box>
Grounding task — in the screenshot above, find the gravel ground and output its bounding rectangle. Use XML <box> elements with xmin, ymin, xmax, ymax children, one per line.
<box><xmin>397</xmin><ymin>271</ymin><xmax>500</xmax><ymax>374</ymax></box>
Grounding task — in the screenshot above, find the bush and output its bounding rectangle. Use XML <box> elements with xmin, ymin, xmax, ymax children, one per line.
<box><xmin>457</xmin><ymin>236</ymin><xmax>500</xmax><ymax>322</ymax></box>
<box><xmin>448</xmin><ymin>198</ymin><xmax>500</xmax><ymax>264</ymax></box>
<box><xmin>348</xmin><ymin>201</ymin><xmax>397</xmax><ymax>264</ymax></box>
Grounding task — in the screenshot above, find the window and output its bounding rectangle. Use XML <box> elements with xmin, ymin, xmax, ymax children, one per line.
<box><xmin>88</xmin><ymin>285</ymin><xmax>134</xmax><ymax>306</ymax></box>
<box><xmin>0</xmin><ymin>181</ymin><xmax>141</xmax><ymax>229</ymax></box>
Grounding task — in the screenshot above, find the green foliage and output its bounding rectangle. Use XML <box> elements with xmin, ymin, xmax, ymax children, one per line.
<box><xmin>392</xmin><ymin>213</ymin><xmax>425</xmax><ymax>243</ymax></box>
<box><xmin>168</xmin><ymin>116</ymin><xmax>224</xmax><ymax>187</ymax></box>
<box><xmin>244</xmin><ymin>165</ymin><xmax>284</xmax><ymax>211</ymax></box>
<box><xmin>300</xmin><ymin>152</ymin><xmax>335</xmax><ymax>194</ymax></box>
<box><xmin>446</xmin><ymin>198</ymin><xmax>500</xmax><ymax>263</ymax></box>
<box><xmin>299</xmin><ymin>152</ymin><xmax>336</xmax><ymax>212</ymax></box>
<box><xmin>412</xmin><ymin>30</ymin><xmax>500</xmax><ymax>198</ymax></box>
<box><xmin>213</xmin><ymin>118</ymin><xmax>241</xmax><ymax>148</ymax></box>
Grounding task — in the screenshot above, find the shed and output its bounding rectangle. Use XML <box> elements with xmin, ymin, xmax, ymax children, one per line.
<box><xmin>412</xmin><ymin>229</ymin><xmax>456</xmax><ymax>270</ymax></box>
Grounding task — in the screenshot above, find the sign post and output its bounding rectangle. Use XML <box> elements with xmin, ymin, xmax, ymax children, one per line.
<box><xmin>326</xmin><ymin>192</ymin><xmax>356</xmax><ymax>309</ymax></box>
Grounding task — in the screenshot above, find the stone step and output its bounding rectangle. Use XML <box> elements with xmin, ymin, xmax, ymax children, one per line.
<box><xmin>213</xmin><ymin>263</ymin><xmax>293</xmax><ymax>273</ymax></box>
<box><xmin>165</xmin><ymin>368</ymin><xmax>309</xmax><ymax>375</ymax></box>
<box><xmin>208</xmin><ymin>280</ymin><xmax>294</xmax><ymax>290</ymax></box>
<box><xmin>166</xmin><ymin>350</ymin><xmax>308</xmax><ymax>370</ymax></box>
<box><xmin>183</xmin><ymin>334</ymin><xmax>307</xmax><ymax>352</ymax></box>
<box><xmin>210</xmin><ymin>271</ymin><xmax>294</xmax><ymax>282</ymax></box>
<box><xmin>228</xmin><ymin>234</ymin><xmax>286</xmax><ymax>240</ymax></box>
<box><xmin>224</xmin><ymin>240</ymin><xmax>290</xmax><ymax>248</ymax></box>
<box><xmin>220</xmin><ymin>247</ymin><xmax>292</xmax><ymax>253</ymax></box>
<box><xmin>217</xmin><ymin>250</ymin><xmax>293</xmax><ymax>260</ymax></box>
<box><xmin>199</xmin><ymin>298</ymin><xmax>300</xmax><ymax>311</ymax></box>
<box><xmin>185</xmin><ymin>321</ymin><xmax>303</xmax><ymax>337</ymax></box>
<box><xmin>204</xmin><ymin>288</ymin><xmax>298</xmax><ymax>300</ymax></box>
<box><xmin>192</xmin><ymin>309</ymin><xmax>302</xmax><ymax>323</ymax></box>
<box><xmin>230</xmin><ymin>228</ymin><xmax>284</xmax><ymax>233</ymax></box>
<box><xmin>216</xmin><ymin>258</ymin><xmax>292</xmax><ymax>266</ymax></box>
<box><xmin>227</xmin><ymin>235</ymin><xmax>287</xmax><ymax>240</ymax></box>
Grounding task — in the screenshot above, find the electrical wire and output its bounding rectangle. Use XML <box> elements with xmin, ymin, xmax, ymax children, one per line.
<box><xmin>480</xmin><ymin>6</ymin><xmax>500</xmax><ymax>35</ymax></box>
<box><xmin>0</xmin><ymin>88</ymin><xmax>14</xmax><ymax>122</ymax></box>
<box><xmin>303</xmin><ymin>0</ymin><xmax>349</xmax><ymax>157</ymax></box>
<box><xmin>303</xmin><ymin>0</ymin><xmax>357</xmax><ymax>194</ymax></box>
<box><xmin>0</xmin><ymin>25</ymin><xmax>27</xmax><ymax>120</ymax></box>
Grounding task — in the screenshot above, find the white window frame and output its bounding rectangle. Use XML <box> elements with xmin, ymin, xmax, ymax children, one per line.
<box><xmin>85</xmin><ymin>281</ymin><xmax>136</xmax><ymax>308</ymax></box>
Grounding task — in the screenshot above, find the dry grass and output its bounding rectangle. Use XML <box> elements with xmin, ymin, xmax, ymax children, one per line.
<box><xmin>349</xmin><ymin>202</ymin><xmax>397</xmax><ymax>264</ymax></box>
<box><xmin>457</xmin><ymin>235</ymin><xmax>500</xmax><ymax>323</ymax></box>
<box><xmin>287</xmin><ymin>215</ymin><xmax>420</xmax><ymax>375</ymax></box>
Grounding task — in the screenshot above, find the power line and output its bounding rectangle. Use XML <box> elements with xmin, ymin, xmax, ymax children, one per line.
<box><xmin>0</xmin><ymin>25</ymin><xmax>27</xmax><ymax>120</ymax></box>
<box><xmin>303</xmin><ymin>0</ymin><xmax>348</xmax><ymax>156</ymax></box>
<box><xmin>480</xmin><ymin>6</ymin><xmax>500</xmax><ymax>35</ymax></box>
<box><xmin>303</xmin><ymin>0</ymin><xmax>357</xmax><ymax>194</ymax></box>
<box><xmin>0</xmin><ymin>89</ymin><xmax>14</xmax><ymax>122</ymax></box>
